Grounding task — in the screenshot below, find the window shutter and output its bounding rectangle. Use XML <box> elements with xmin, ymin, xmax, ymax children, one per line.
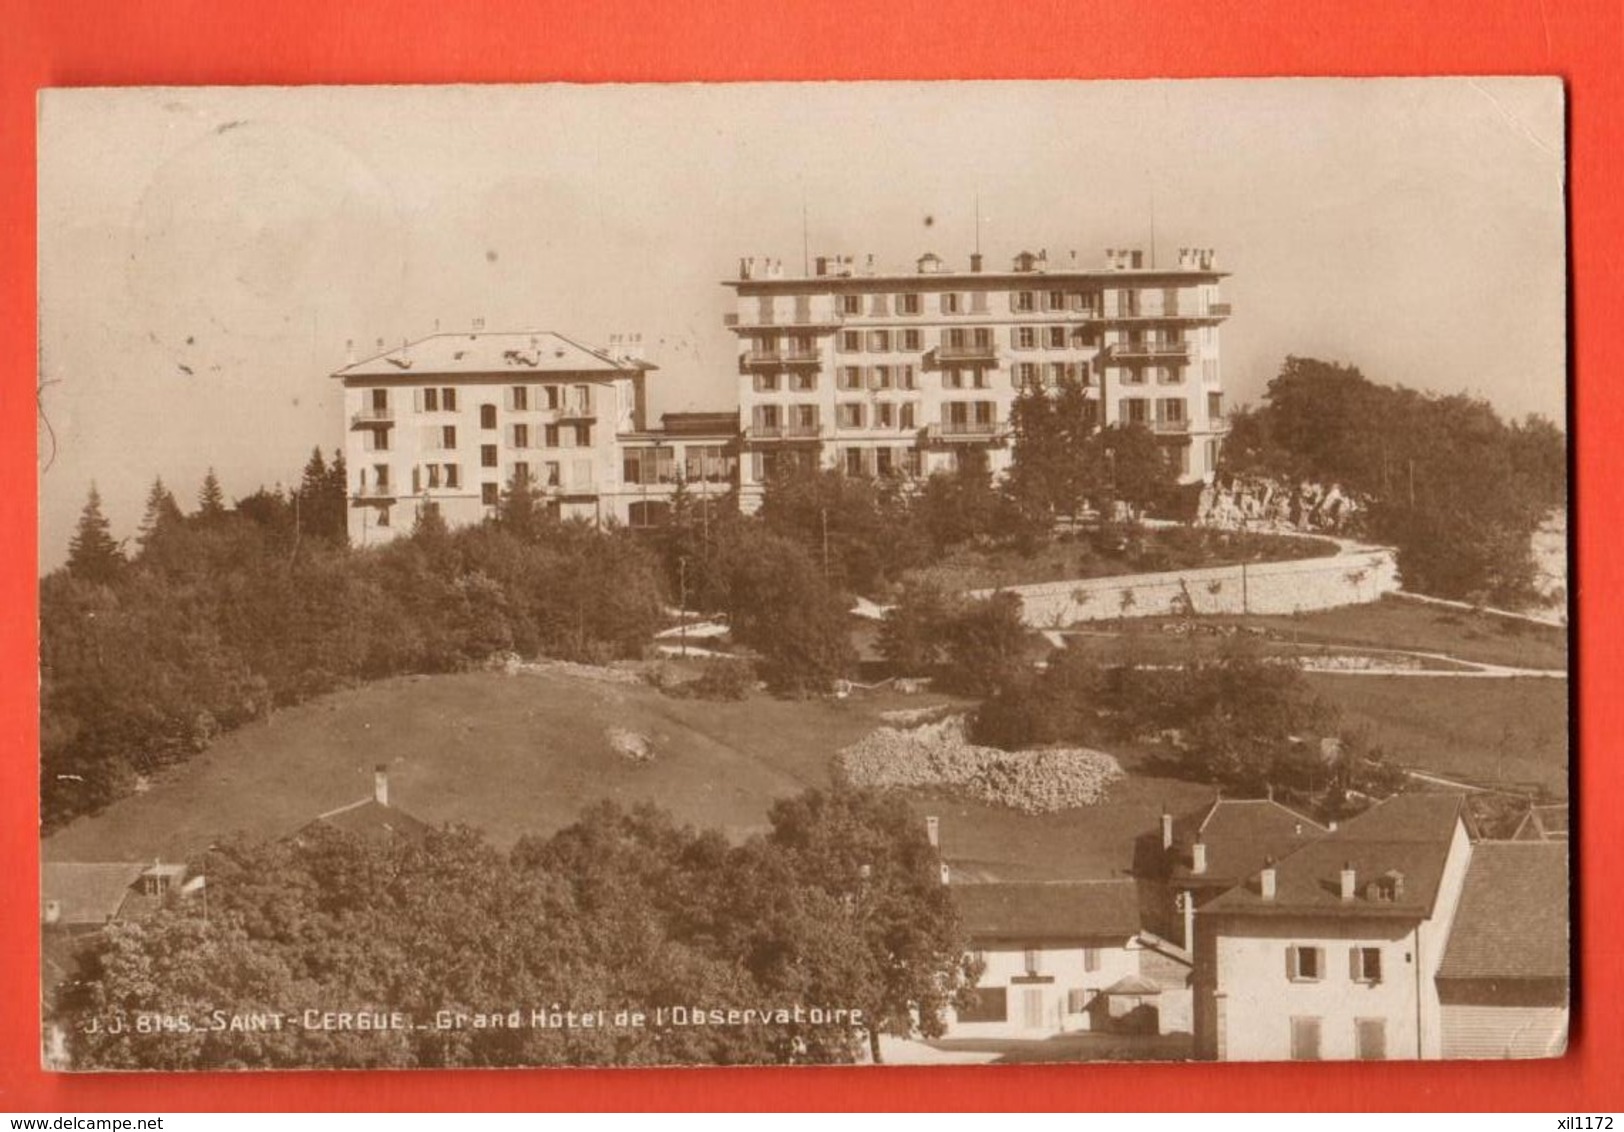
<box><xmin>1349</xmin><ymin>947</ymin><xmax>1361</xmax><ymax>981</ymax></box>
<box><xmin>412</xmin><ymin>388</ymin><xmax>424</xmax><ymax>412</ymax></box>
<box><xmin>1286</xmin><ymin>945</ymin><xmax>1298</xmax><ymax>980</ymax></box>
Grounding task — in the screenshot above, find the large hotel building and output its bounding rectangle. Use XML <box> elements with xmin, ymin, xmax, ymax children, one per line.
<box><xmin>336</xmin><ymin>246</ymin><xmax>1231</xmax><ymax>546</ymax></box>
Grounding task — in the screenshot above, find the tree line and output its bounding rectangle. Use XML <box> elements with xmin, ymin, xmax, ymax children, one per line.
<box><xmin>55</xmin><ymin>788</ymin><xmax>975</xmax><ymax>1070</ymax></box>
<box><xmin>1222</xmin><ymin>357</ymin><xmax>1566</xmax><ymax>604</ymax></box>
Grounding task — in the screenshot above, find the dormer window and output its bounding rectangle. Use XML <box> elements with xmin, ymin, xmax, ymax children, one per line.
<box><xmin>1367</xmin><ymin>870</ymin><xmax>1407</xmax><ymax>902</ymax></box>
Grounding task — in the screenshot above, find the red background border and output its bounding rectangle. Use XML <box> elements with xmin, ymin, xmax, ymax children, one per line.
<box><xmin>3</xmin><ymin>0</ymin><xmax>1618</xmax><ymax>1112</ymax></box>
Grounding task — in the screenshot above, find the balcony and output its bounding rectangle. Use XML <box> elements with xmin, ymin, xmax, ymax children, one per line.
<box><xmin>1109</xmin><ymin>340</ymin><xmax>1192</xmax><ymax>361</ymax></box>
<box><xmin>723</xmin><ymin>311</ymin><xmax>843</xmax><ymax>330</ymax></box>
<box><xmin>744</xmin><ymin>423</ymin><xmax>823</xmax><ymax>442</ymax></box>
<box><xmin>352</xmin><ymin>484</ymin><xmax>398</xmax><ymax>501</ymax></box>
<box><xmin>925</xmin><ymin>420</ymin><xmax>1011</xmax><ymax>443</ymax></box>
<box><xmin>1152</xmin><ymin>418</ymin><xmax>1191</xmax><ymax>434</ymax></box>
<box><xmin>350</xmin><ymin>408</ymin><xmax>395</xmax><ymax>429</ymax></box>
<box><xmin>1207</xmin><ymin>302</ymin><xmax>1232</xmax><ymax>317</ymax></box>
<box><xmin>935</xmin><ymin>342</ymin><xmax>999</xmax><ymax>363</ymax></box>
<box><xmin>742</xmin><ymin>347</ymin><xmax>822</xmax><ymax>367</ymax></box>
<box><xmin>557</xmin><ymin>401</ymin><xmax>596</xmax><ymax>421</ymax></box>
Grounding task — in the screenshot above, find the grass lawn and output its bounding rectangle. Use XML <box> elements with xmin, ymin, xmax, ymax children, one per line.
<box><xmin>1218</xmin><ymin>596</ymin><xmax>1567</xmax><ymax>671</ymax></box>
<box><xmin>1306</xmin><ymin>674</ymin><xmax>1569</xmax><ymax>796</ymax></box>
<box><xmin>43</xmin><ymin>670</ymin><xmax>901</xmax><ymax>864</ymax></box>
<box><xmin>906</xmin><ymin>528</ymin><xmax>1338</xmax><ymax>594</ymax></box>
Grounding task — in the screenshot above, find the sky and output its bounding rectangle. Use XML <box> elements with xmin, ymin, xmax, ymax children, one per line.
<box><xmin>37</xmin><ymin>79</ymin><xmax>1566</xmax><ymax>571</ymax></box>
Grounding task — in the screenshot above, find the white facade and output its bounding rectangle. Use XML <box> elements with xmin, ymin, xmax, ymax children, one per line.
<box><xmin>725</xmin><ymin>247</ymin><xmax>1231</xmax><ymax>505</ymax></box>
<box><xmin>953</xmin><ymin>939</ymin><xmax>1144</xmax><ymax>1038</ymax></box>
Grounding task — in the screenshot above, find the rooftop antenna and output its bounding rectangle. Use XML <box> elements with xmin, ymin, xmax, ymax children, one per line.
<box><xmin>974</xmin><ymin>191</ymin><xmax>982</xmax><ymax>256</ymax></box>
<box><xmin>1148</xmin><ymin>173</ymin><xmax>1157</xmax><ymax>270</ymax></box>
<box><xmin>801</xmin><ymin>191</ymin><xmax>810</xmax><ymax>277</ymax></box>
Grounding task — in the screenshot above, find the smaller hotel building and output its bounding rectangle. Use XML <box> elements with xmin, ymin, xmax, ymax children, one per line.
<box><xmin>333</xmin><ymin>332</ymin><xmax>736</xmax><ymax>546</ymax></box>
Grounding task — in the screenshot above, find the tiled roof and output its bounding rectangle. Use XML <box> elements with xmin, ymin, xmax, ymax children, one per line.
<box><xmin>955</xmin><ymin>880</ymin><xmax>1141</xmax><ymax>941</ymax></box>
<box><xmin>308</xmin><ymin>799</ymin><xmax>433</xmax><ymax>842</ymax></box>
<box><xmin>1201</xmin><ymin>792</ymin><xmax>1466</xmax><ymax>919</ymax></box>
<box><xmin>334</xmin><ymin>332</ymin><xmax>655</xmax><ymax>380</ymax></box>
<box><xmin>1168</xmin><ymin>798</ymin><xmax>1330</xmax><ymax>885</ymax></box>
<box><xmin>40</xmin><ymin>862</ymin><xmax>145</xmax><ymax>926</ymax></box>
<box><xmin>1437</xmin><ymin>841</ymin><xmax>1569</xmax><ymax>982</ymax></box>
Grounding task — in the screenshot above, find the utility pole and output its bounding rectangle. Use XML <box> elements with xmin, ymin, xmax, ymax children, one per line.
<box><xmin>820</xmin><ymin>506</ymin><xmax>831</xmax><ymax>581</ymax></box>
<box><xmin>678</xmin><ymin>556</ymin><xmax>689</xmax><ymax>658</ymax></box>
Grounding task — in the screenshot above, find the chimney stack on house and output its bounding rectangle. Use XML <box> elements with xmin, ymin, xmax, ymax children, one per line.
<box><xmin>1191</xmin><ymin>841</ymin><xmax>1208</xmax><ymax>875</ymax></box>
<box><xmin>939</xmin><ymin>862</ymin><xmax>951</xmax><ymax>886</ymax></box>
<box><xmin>374</xmin><ymin>764</ymin><xmax>389</xmax><ymax>807</ymax></box>
<box><xmin>1161</xmin><ymin>809</ymin><xmax>1174</xmax><ymax>851</ymax></box>
<box><xmin>1340</xmin><ymin>861</ymin><xmax>1357</xmax><ymax>901</ymax></box>
<box><xmin>926</xmin><ymin>815</ymin><xmax>940</xmax><ymax>849</ymax></box>
<box><xmin>1260</xmin><ymin>856</ymin><xmax>1278</xmax><ymax>900</ymax></box>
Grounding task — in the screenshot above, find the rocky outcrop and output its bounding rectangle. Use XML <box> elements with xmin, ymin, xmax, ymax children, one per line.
<box><xmin>1197</xmin><ymin>475</ymin><xmax>1365</xmax><ymax>535</ymax></box>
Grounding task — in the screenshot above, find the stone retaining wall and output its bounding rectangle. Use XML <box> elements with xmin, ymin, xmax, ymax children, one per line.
<box><xmin>973</xmin><ymin>546</ymin><xmax>1401</xmax><ymax>627</ymax></box>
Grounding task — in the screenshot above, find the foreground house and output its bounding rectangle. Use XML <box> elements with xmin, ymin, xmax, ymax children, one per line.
<box><xmin>948</xmin><ymin>879</ymin><xmax>1192</xmax><ymax>1038</ymax></box>
<box><xmin>1436</xmin><ymin>840</ymin><xmax>1569</xmax><ymax>1057</ymax></box>
<box><xmin>1192</xmin><ymin>792</ymin><xmax>1474</xmax><ymax>1061</ymax></box>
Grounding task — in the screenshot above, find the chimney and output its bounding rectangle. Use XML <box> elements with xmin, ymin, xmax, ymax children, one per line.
<box><xmin>939</xmin><ymin>862</ymin><xmax>951</xmax><ymax>886</ymax></box>
<box><xmin>1160</xmin><ymin>809</ymin><xmax>1174</xmax><ymax>851</ymax></box>
<box><xmin>1391</xmin><ymin>871</ymin><xmax>1405</xmax><ymax>900</ymax></box>
<box><xmin>1340</xmin><ymin>861</ymin><xmax>1357</xmax><ymax>901</ymax></box>
<box><xmin>1259</xmin><ymin>856</ymin><xmax>1277</xmax><ymax>900</ymax></box>
<box><xmin>970</xmin><ymin>253</ymin><xmax>983</xmax><ymax>273</ymax></box>
<box><xmin>345</xmin><ymin>338</ymin><xmax>356</xmax><ymax>365</ymax></box>
<box><xmin>1191</xmin><ymin>841</ymin><xmax>1208</xmax><ymax>875</ymax></box>
<box><xmin>43</xmin><ymin>900</ymin><xmax>61</xmax><ymax>926</ymax></box>
<box><xmin>926</xmin><ymin>815</ymin><xmax>940</xmax><ymax>849</ymax></box>
<box><xmin>374</xmin><ymin>764</ymin><xmax>389</xmax><ymax>807</ymax></box>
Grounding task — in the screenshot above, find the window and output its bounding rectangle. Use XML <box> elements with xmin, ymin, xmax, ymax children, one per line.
<box><xmin>1066</xmin><ymin>988</ymin><xmax>1090</xmax><ymax>1015</ymax></box>
<box><xmin>444</xmin><ymin>464</ymin><xmax>461</xmax><ymax>489</ymax></box>
<box><xmin>1355</xmin><ymin>1018</ymin><xmax>1387</xmax><ymax>1060</ymax></box>
<box><xmin>1046</xmin><ymin>290</ymin><xmax>1066</xmax><ymax>312</ymax></box>
<box><xmin>901</xmin><ymin>328</ymin><xmax>923</xmax><ymax>351</ymax></box>
<box><xmin>1158</xmin><ymin>398</ymin><xmax>1187</xmax><ymax>426</ymax></box>
<box><xmin>1287</xmin><ymin>945</ymin><xmax>1325</xmax><ymax>982</ymax></box>
<box><xmin>870</xmin><ymin>365</ymin><xmax>893</xmax><ymax>390</ymax></box>
<box><xmin>1290</xmin><ymin>1016</ymin><xmax>1322</xmax><ymax>1061</ymax></box>
<box><xmin>868</xmin><ymin>294</ymin><xmax>889</xmax><ymax>317</ymax></box>
<box><xmin>511</xmin><ymin>386</ymin><xmax>529</xmax><ymax>411</ymax></box>
<box><xmin>481</xmin><ymin>444</ymin><xmax>498</xmax><ymax>468</ymax></box>
<box><xmin>944</xmin><ymin>369</ymin><xmax>965</xmax><ymax>391</ymax></box>
<box><xmin>364</xmin><ymin>429</ymin><xmax>390</xmax><ymax>452</ymax></box>
<box><xmin>875</xmin><ymin>402</ymin><xmax>895</xmax><ymax>428</ymax></box>
<box><xmin>790</xmin><ymin>370</ymin><xmax>817</xmax><ymax>392</ymax></box>
<box><xmin>753</xmin><ymin>372</ymin><xmax>781</xmax><ymax>393</ymax></box>
<box><xmin>544</xmin><ymin>461</ymin><xmax>561</xmax><ymax>487</ymax></box>
<box><xmin>1014</xmin><ymin>326</ymin><xmax>1037</xmax><ymax>350</ymax></box>
<box><xmin>376</xmin><ymin>506</ymin><xmax>391</xmax><ymax>528</ymax></box>
<box><xmin>545</xmin><ymin>385</ymin><xmax>561</xmax><ymax>411</ymax></box>
<box><xmin>544</xmin><ymin>424</ymin><xmax>560</xmax><ymax>448</ymax></box>
<box><xmin>899</xmin><ymin>402</ymin><xmax>916</xmax><ymax>429</ymax></box>
<box><xmin>790</xmin><ymin>403</ymin><xmax>819</xmax><ymax>434</ymax></box>
<box><xmin>1048</xmin><ymin>363</ymin><xmax>1067</xmax><ymax>387</ymax></box>
<box><xmin>685</xmin><ymin>445</ymin><xmax>735</xmax><ymax>483</ymax></box>
<box><xmin>844</xmin><ymin>448</ymin><xmax>864</xmax><ymax>476</ymax></box>
<box><xmin>426</xmin><ymin>464</ymin><xmax>441</xmax><ymax>489</ymax></box>
<box><xmin>512</xmin><ymin>461</ymin><xmax>531</xmax><ymax>487</ymax></box>
<box><xmin>1351</xmin><ymin>947</ymin><xmax>1383</xmax><ymax>984</ymax></box>
<box><xmin>372</xmin><ymin>463</ymin><xmax>390</xmax><ymax>490</ymax></box>
<box><xmin>839</xmin><ymin>367</ymin><xmax>864</xmax><ymax>391</ymax></box>
<box><xmin>867</xmin><ymin>330</ymin><xmax>891</xmax><ymax>352</ymax></box>
<box><xmin>898</xmin><ymin>293</ymin><xmax>921</xmax><ymax>315</ymax></box>
<box><xmin>442</xmin><ymin>425</ymin><xmax>458</xmax><ymax>449</ymax></box>
<box><xmin>1013</xmin><ymin>291</ymin><xmax>1036</xmax><ymax>312</ymax></box>
<box><xmin>942</xmin><ymin>292</ymin><xmax>962</xmax><ymax>314</ymax></box>
<box><xmin>957</xmin><ymin>987</ymin><xmax>1007</xmax><ymax>1024</ymax></box>
<box><xmin>903</xmin><ymin>448</ymin><xmax>923</xmax><ymax>476</ymax></box>
<box><xmin>1083</xmin><ymin>947</ymin><xmax>1101</xmax><ymax>973</ymax></box>
<box><xmin>623</xmin><ymin>446</ymin><xmax>676</xmax><ymax>486</ymax></box>
<box><xmin>628</xmin><ymin>500</ymin><xmax>672</xmax><ymax>529</ymax></box>
<box><xmin>875</xmin><ymin>447</ymin><xmax>895</xmax><ymax>476</ymax></box>
<box><xmin>511</xmin><ymin>423</ymin><xmax>530</xmax><ymax>449</ymax></box>
<box><xmin>424</xmin><ymin>387</ymin><xmax>439</xmax><ymax>412</ymax></box>
<box><xmin>481</xmin><ymin>483</ymin><xmax>499</xmax><ymax>506</ymax></box>
<box><xmin>1024</xmin><ymin>947</ymin><xmax>1042</xmax><ymax>977</ymax></box>
<box><xmin>1047</xmin><ymin>326</ymin><xmax>1067</xmax><ymax>349</ymax></box>
<box><xmin>898</xmin><ymin>364</ymin><xmax>917</xmax><ymax>390</ymax></box>
<box><xmin>840</xmin><ymin>331</ymin><xmax>862</xmax><ymax>353</ymax></box>
<box><xmin>1017</xmin><ymin>362</ymin><xmax>1039</xmax><ymax>389</ymax></box>
<box><xmin>1208</xmin><ymin>392</ymin><xmax>1224</xmax><ymax>420</ymax></box>
<box><xmin>836</xmin><ymin>403</ymin><xmax>866</xmax><ymax>430</ymax></box>
<box><xmin>574</xmin><ymin>424</ymin><xmax>592</xmax><ymax>447</ymax></box>
<box><xmin>371</xmin><ymin>388</ymin><xmax>389</xmax><ymax>412</ymax></box>
<box><xmin>841</xmin><ymin>294</ymin><xmax>862</xmax><ymax>315</ymax></box>
<box><xmin>442</xmin><ymin>388</ymin><xmax>458</xmax><ymax>411</ymax></box>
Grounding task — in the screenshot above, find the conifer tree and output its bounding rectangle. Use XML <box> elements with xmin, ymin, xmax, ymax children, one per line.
<box><xmin>136</xmin><ymin>477</ymin><xmax>183</xmax><ymax>552</ymax></box>
<box><xmin>197</xmin><ymin>468</ymin><xmax>227</xmax><ymax>522</ymax></box>
<box><xmin>66</xmin><ymin>483</ymin><xmax>124</xmax><ymax>584</ymax></box>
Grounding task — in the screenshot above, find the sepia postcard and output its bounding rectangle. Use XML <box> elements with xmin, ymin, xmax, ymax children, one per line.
<box><xmin>36</xmin><ymin>79</ymin><xmax>1569</xmax><ymax>1071</ymax></box>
